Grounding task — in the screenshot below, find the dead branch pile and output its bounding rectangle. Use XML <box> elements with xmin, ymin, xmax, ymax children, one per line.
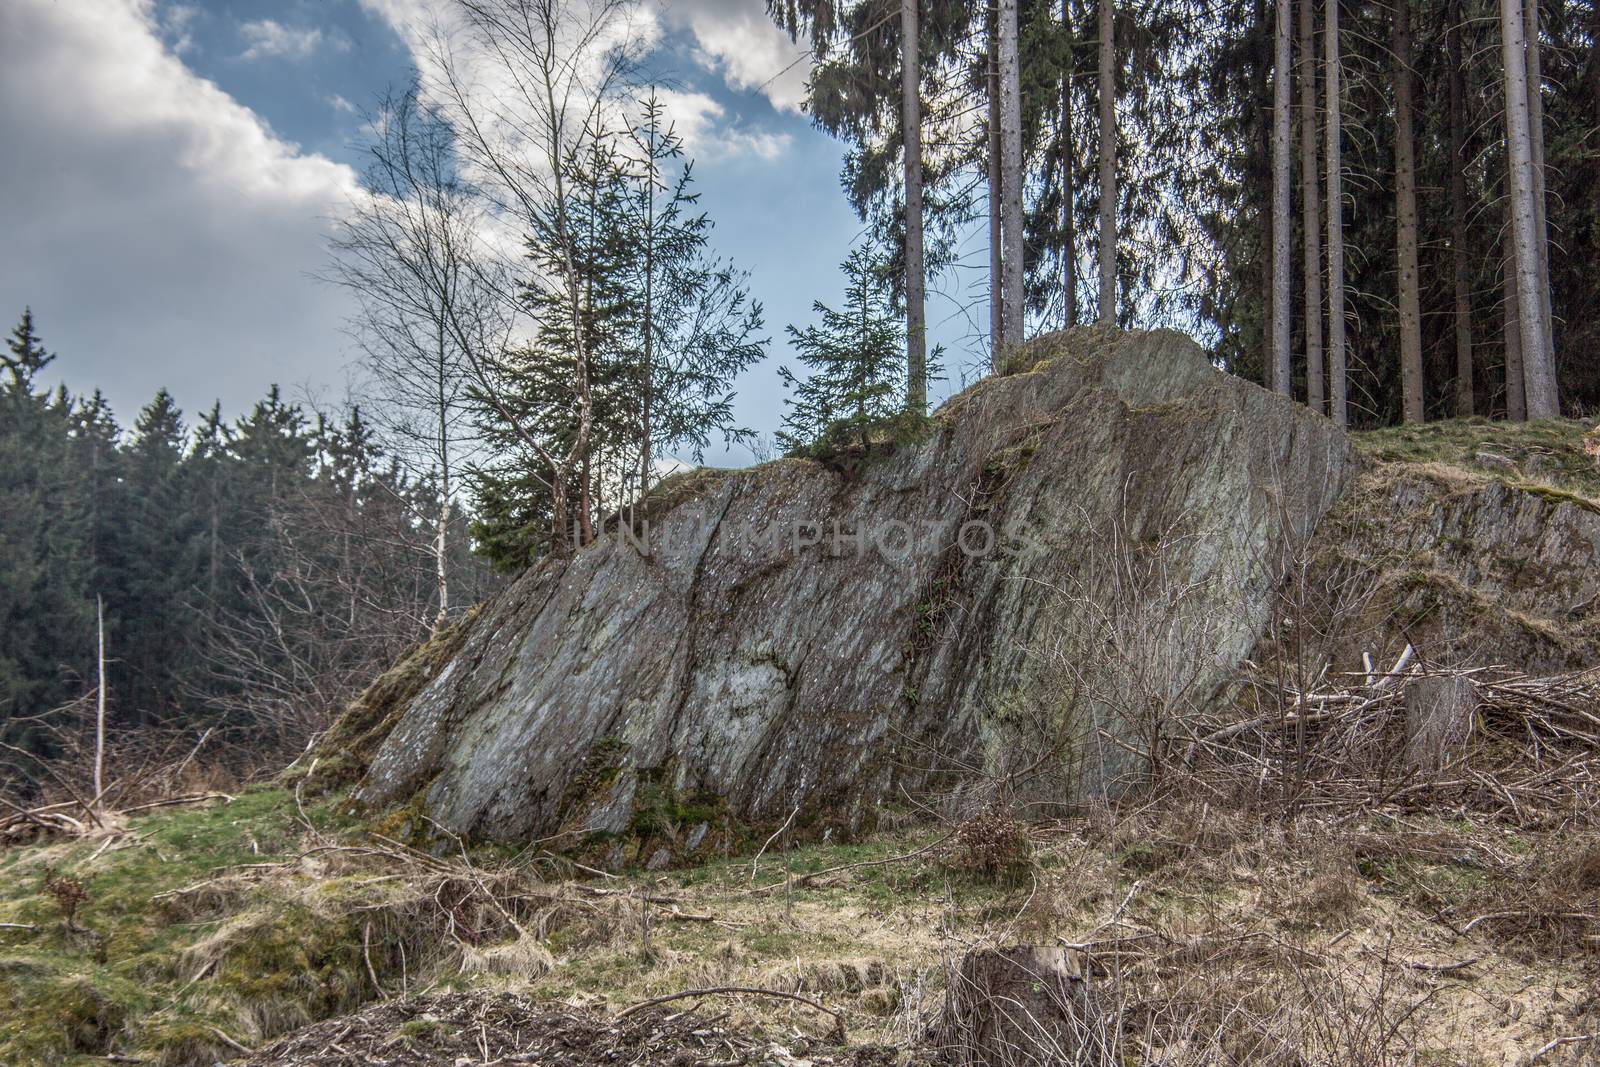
<box><xmin>237</xmin><ymin>990</ymin><xmax>883</xmax><ymax>1067</ymax></box>
<box><xmin>1187</xmin><ymin>661</ymin><xmax>1600</xmax><ymax>823</ymax></box>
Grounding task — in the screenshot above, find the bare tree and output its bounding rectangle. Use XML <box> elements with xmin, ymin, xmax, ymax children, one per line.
<box><xmin>326</xmin><ymin>84</ymin><xmax>493</xmax><ymax>630</ymax></box>
<box><xmin>1096</xmin><ymin>0</ymin><xmax>1117</xmax><ymax>325</ymax></box>
<box><xmin>998</xmin><ymin>0</ymin><xmax>1026</xmax><ymax>356</ymax></box>
<box><xmin>1501</xmin><ymin>0</ymin><xmax>1559</xmax><ymax>416</ymax></box>
<box><xmin>430</xmin><ymin>0</ymin><xmax>648</xmax><ymax>551</ymax></box>
<box><xmin>902</xmin><ymin>0</ymin><xmax>928</xmax><ymax>411</ymax></box>
<box><xmin>1298</xmin><ymin>0</ymin><xmax>1324</xmax><ymax>414</ymax></box>
<box><xmin>1270</xmin><ymin>0</ymin><xmax>1292</xmax><ymax>395</ymax></box>
<box><xmin>1324</xmin><ymin>0</ymin><xmax>1348</xmax><ymax>426</ymax></box>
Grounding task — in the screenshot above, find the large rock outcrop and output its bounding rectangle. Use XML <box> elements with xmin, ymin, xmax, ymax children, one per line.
<box><xmin>356</xmin><ymin>328</ymin><xmax>1355</xmax><ymax>845</ymax></box>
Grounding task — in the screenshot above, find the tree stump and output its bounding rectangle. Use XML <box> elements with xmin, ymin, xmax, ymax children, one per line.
<box><xmin>936</xmin><ymin>946</ymin><xmax>1115</xmax><ymax>1066</ymax></box>
<box><xmin>1404</xmin><ymin>675</ymin><xmax>1478</xmax><ymax>771</ymax></box>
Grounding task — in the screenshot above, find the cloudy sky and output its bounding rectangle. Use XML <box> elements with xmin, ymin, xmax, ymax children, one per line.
<box><xmin>0</xmin><ymin>0</ymin><xmax>976</xmax><ymax>464</ymax></box>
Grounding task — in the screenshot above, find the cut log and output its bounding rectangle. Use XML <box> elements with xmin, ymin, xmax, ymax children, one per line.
<box><xmin>937</xmin><ymin>946</ymin><xmax>1115</xmax><ymax>1066</ymax></box>
<box><xmin>1404</xmin><ymin>676</ymin><xmax>1478</xmax><ymax>771</ymax></box>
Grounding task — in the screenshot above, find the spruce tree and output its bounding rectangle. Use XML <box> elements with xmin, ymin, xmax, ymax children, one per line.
<box><xmin>118</xmin><ymin>390</ymin><xmax>195</xmax><ymax>720</ymax></box>
<box><xmin>778</xmin><ymin>244</ymin><xmax>908</xmax><ymax>454</ymax></box>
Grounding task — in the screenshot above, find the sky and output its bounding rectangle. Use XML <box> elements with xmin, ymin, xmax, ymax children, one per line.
<box><xmin>0</xmin><ymin>0</ymin><xmax>977</xmax><ymax>466</ymax></box>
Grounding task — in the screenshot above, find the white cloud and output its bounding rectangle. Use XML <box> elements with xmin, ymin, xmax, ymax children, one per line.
<box><xmin>238</xmin><ymin>18</ymin><xmax>349</xmax><ymax>62</ymax></box>
<box><xmin>158</xmin><ymin>3</ymin><xmax>201</xmax><ymax>55</ymax></box>
<box><xmin>656</xmin><ymin>89</ymin><xmax>791</xmax><ymax>160</ymax></box>
<box><xmin>0</xmin><ymin>0</ymin><xmax>363</xmax><ymax>419</ymax></box>
<box><xmin>658</xmin><ymin>0</ymin><xmax>810</xmax><ymax>113</ymax></box>
<box><xmin>358</xmin><ymin>0</ymin><xmax>807</xmax><ymax>153</ymax></box>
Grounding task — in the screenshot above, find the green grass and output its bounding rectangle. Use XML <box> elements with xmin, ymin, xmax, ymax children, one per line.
<box><xmin>1353</xmin><ymin>416</ymin><xmax>1600</xmax><ymax>502</ymax></box>
<box><xmin>0</xmin><ymin>787</ymin><xmax>361</xmax><ymax>1067</ymax></box>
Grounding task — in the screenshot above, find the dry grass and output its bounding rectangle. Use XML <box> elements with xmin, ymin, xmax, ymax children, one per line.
<box><xmin>5</xmin><ymin>763</ymin><xmax>1600</xmax><ymax>1065</ymax></box>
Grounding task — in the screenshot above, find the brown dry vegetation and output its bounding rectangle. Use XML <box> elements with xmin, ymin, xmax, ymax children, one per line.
<box><xmin>2</xmin><ymin>756</ymin><xmax>1597</xmax><ymax>1066</ymax></box>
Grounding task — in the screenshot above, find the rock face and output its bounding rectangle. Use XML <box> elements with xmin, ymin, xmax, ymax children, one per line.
<box><xmin>1303</xmin><ymin>467</ymin><xmax>1600</xmax><ymax>673</ymax></box>
<box><xmin>356</xmin><ymin>328</ymin><xmax>1355</xmax><ymax>844</ymax></box>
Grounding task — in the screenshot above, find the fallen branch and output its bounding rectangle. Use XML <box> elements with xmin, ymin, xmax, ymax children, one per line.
<box><xmin>617</xmin><ymin>985</ymin><xmax>844</xmax><ymax>1040</ymax></box>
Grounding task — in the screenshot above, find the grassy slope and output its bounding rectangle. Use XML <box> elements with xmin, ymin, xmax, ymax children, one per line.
<box><xmin>2</xmin><ymin>787</ymin><xmax>1595</xmax><ymax>1065</ymax></box>
<box><xmin>0</xmin><ymin>788</ymin><xmax>366</xmax><ymax>1066</ymax></box>
<box><xmin>1353</xmin><ymin>416</ymin><xmax>1600</xmax><ymax>505</ymax></box>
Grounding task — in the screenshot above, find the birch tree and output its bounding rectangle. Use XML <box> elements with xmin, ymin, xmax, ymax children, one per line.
<box><xmin>433</xmin><ymin>0</ymin><xmax>645</xmax><ymax>552</ymax></box>
<box><xmin>326</xmin><ymin>84</ymin><xmax>493</xmax><ymax>629</ymax></box>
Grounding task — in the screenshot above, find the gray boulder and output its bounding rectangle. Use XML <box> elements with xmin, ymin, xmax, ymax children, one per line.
<box><xmin>356</xmin><ymin>328</ymin><xmax>1354</xmax><ymax>843</ymax></box>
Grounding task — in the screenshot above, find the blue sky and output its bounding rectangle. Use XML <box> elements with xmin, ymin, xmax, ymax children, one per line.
<box><xmin>0</xmin><ymin>0</ymin><xmax>976</xmax><ymax>466</ymax></box>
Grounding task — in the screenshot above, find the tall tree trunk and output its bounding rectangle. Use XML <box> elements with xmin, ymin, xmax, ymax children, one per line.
<box><xmin>1394</xmin><ymin>0</ymin><xmax>1425</xmax><ymax>422</ymax></box>
<box><xmin>640</xmin><ymin>132</ymin><xmax>656</xmax><ymax>505</ymax></box>
<box><xmin>902</xmin><ymin>0</ymin><xmax>928</xmax><ymax>411</ymax></box>
<box><xmin>1503</xmin><ymin>252</ymin><xmax>1528</xmax><ymax>419</ymax></box>
<box><xmin>1448</xmin><ymin>0</ymin><xmax>1475</xmax><ymax>416</ymax></box>
<box><xmin>1524</xmin><ymin>0</ymin><xmax>1555</xmax><ymax>373</ymax></box>
<box><xmin>1061</xmin><ymin>0</ymin><xmax>1077</xmax><ymax>328</ymax></box>
<box><xmin>434</xmin><ymin>323</ymin><xmax>451</xmax><ymax>633</ymax></box>
<box><xmin>1271</xmin><ymin>0</ymin><xmax>1293</xmax><ymax>396</ymax></box>
<box><xmin>999</xmin><ymin>0</ymin><xmax>1026</xmax><ymax>354</ymax></box>
<box><xmin>1257</xmin><ymin>0</ymin><xmax>1273</xmax><ymax>388</ymax></box>
<box><xmin>1325</xmin><ymin>0</ymin><xmax>1348</xmax><ymax>425</ymax></box>
<box><xmin>988</xmin><ymin>14</ymin><xmax>1005</xmax><ymax>362</ymax></box>
<box><xmin>1298</xmin><ymin>0</ymin><xmax>1324</xmax><ymax>413</ymax></box>
<box><xmin>1096</xmin><ymin>0</ymin><xmax>1117</xmax><ymax>324</ymax></box>
<box><xmin>1502</xmin><ymin>0</ymin><xmax>1559</xmax><ymax>416</ymax></box>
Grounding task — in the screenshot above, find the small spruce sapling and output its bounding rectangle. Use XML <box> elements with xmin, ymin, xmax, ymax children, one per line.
<box><xmin>778</xmin><ymin>244</ymin><xmax>908</xmax><ymax>455</ymax></box>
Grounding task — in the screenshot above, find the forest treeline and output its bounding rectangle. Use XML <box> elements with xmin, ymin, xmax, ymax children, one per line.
<box><xmin>789</xmin><ymin>0</ymin><xmax>1597</xmax><ymax>424</ymax></box>
<box><xmin>0</xmin><ymin>312</ymin><xmax>495</xmax><ymax>781</ymax></box>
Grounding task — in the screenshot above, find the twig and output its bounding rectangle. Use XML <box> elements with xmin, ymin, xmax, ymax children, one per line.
<box><xmin>1521</xmin><ymin>1033</ymin><xmax>1596</xmax><ymax>1066</ymax></box>
<box><xmin>617</xmin><ymin>985</ymin><xmax>845</xmax><ymax>1038</ymax></box>
<box><xmin>748</xmin><ymin>804</ymin><xmax>799</xmax><ymax>885</ymax></box>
